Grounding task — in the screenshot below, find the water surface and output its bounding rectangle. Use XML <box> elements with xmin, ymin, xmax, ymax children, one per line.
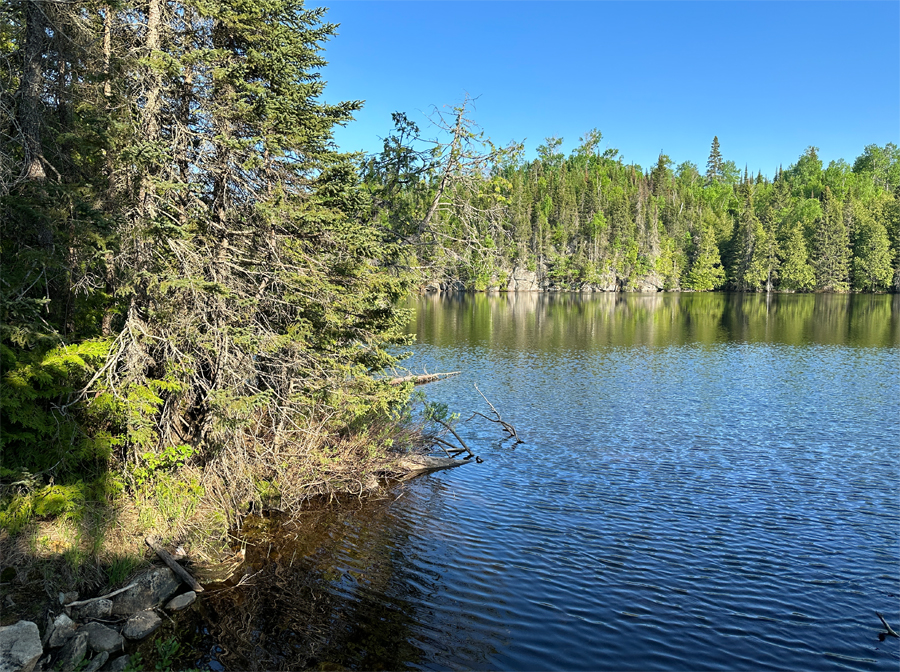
<box><xmin>192</xmin><ymin>292</ymin><xmax>900</xmax><ymax>671</ymax></box>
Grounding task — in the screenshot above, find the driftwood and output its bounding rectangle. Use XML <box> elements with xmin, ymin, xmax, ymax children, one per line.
<box><xmin>877</xmin><ymin>612</ymin><xmax>899</xmax><ymax>638</ymax></box>
<box><xmin>145</xmin><ymin>536</ymin><xmax>204</xmax><ymax>593</ymax></box>
<box><xmin>398</xmin><ymin>455</ymin><xmax>470</xmax><ymax>476</ymax></box>
<box><xmin>388</xmin><ymin>370</ymin><xmax>460</xmax><ymax>386</ymax></box>
<box><xmin>467</xmin><ymin>383</ymin><xmax>524</xmax><ymax>445</ymax></box>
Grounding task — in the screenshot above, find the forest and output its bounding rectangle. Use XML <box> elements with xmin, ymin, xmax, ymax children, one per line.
<box><xmin>363</xmin><ymin>113</ymin><xmax>898</xmax><ymax>294</ymax></box>
<box><xmin>0</xmin><ymin>0</ymin><xmax>898</xmax><ymax>564</ymax></box>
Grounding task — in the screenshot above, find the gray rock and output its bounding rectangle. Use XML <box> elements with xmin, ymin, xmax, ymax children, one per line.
<box><xmin>507</xmin><ymin>267</ymin><xmax>540</xmax><ymax>292</ymax></box>
<box><xmin>58</xmin><ymin>592</ymin><xmax>78</xmax><ymax>606</ymax></box>
<box><xmin>45</xmin><ymin>613</ymin><xmax>77</xmax><ymax>648</ymax></box>
<box><xmin>122</xmin><ymin>610</ymin><xmax>161</xmax><ymax>640</ymax></box>
<box><xmin>69</xmin><ymin>598</ymin><xmax>112</xmax><ymax>621</ymax></box>
<box><xmin>56</xmin><ymin>631</ymin><xmax>88</xmax><ymax>672</ymax></box>
<box><xmin>100</xmin><ymin>655</ymin><xmax>130</xmax><ymax>672</ymax></box>
<box><xmin>83</xmin><ymin>651</ymin><xmax>109</xmax><ymax>672</ymax></box>
<box><xmin>0</xmin><ymin>620</ymin><xmax>43</xmax><ymax>672</ymax></box>
<box><xmin>165</xmin><ymin>591</ymin><xmax>196</xmax><ymax>612</ymax></box>
<box><xmin>111</xmin><ymin>567</ymin><xmax>180</xmax><ymax>615</ymax></box>
<box><xmin>79</xmin><ymin>623</ymin><xmax>123</xmax><ymax>654</ymax></box>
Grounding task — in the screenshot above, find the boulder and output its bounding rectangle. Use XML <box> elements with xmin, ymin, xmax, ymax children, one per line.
<box><xmin>122</xmin><ymin>611</ymin><xmax>161</xmax><ymax>641</ymax></box>
<box><xmin>165</xmin><ymin>591</ymin><xmax>196</xmax><ymax>612</ymax></box>
<box><xmin>0</xmin><ymin>621</ymin><xmax>43</xmax><ymax>672</ymax></box>
<box><xmin>79</xmin><ymin>623</ymin><xmax>123</xmax><ymax>654</ymax></box>
<box><xmin>56</xmin><ymin>631</ymin><xmax>88</xmax><ymax>672</ymax></box>
<box><xmin>44</xmin><ymin>613</ymin><xmax>77</xmax><ymax>648</ymax></box>
<box><xmin>111</xmin><ymin>567</ymin><xmax>179</xmax><ymax>615</ymax></box>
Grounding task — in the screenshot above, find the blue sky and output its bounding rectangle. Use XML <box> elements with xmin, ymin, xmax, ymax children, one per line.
<box><xmin>309</xmin><ymin>1</ymin><xmax>899</xmax><ymax>177</ymax></box>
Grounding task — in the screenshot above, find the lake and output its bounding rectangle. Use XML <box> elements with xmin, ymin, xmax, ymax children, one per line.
<box><xmin>188</xmin><ymin>292</ymin><xmax>900</xmax><ymax>671</ymax></box>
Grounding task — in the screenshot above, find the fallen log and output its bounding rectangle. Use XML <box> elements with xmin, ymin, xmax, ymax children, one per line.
<box><xmin>145</xmin><ymin>536</ymin><xmax>204</xmax><ymax>593</ymax></box>
<box><xmin>388</xmin><ymin>371</ymin><xmax>461</xmax><ymax>386</ymax></box>
<box><xmin>398</xmin><ymin>455</ymin><xmax>470</xmax><ymax>476</ymax></box>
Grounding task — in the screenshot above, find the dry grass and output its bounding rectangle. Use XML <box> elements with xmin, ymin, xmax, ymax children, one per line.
<box><xmin>0</xmin><ymin>415</ymin><xmax>433</xmax><ymax>627</ymax></box>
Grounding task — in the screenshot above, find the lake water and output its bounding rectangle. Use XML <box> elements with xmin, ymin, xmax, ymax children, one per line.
<box><xmin>189</xmin><ymin>292</ymin><xmax>900</xmax><ymax>671</ymax></box>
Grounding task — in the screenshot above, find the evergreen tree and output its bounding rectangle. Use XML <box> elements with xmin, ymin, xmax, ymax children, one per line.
<box><xmin>684</xmin><ymin>216</ymin><xmax>725</xmax><ymax>291</ymax></box>
<box><xmin>812</xmin><ymin>187</ymin><xmax>850</xmax><ymax>290</ymax></box>
<box><xmin>852</xmin><ymin>206</ymin><xmax>894</xmax><ymax>290</ymax></box>
<box><xmin>706</xmin><ymin>136</ymin><xmax>723</xmax><ymax>184</ymax></box>
<box><xmin>778</xmin><ymin>224</ymin><xmax>815</xmax><ymax>291</ymax></box>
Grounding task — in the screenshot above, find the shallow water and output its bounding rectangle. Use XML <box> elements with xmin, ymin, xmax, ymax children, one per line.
<box><xmin>189</xmin><ymin>292</ymin><xmax>900</xmax><ymax>671</ymax></box>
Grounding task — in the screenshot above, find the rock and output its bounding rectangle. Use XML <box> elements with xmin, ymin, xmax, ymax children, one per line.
<box><xmin>79</xmin><ymin>623</ymin><xmax>123</xmax><ymax>654</ymax></box>
<box><xmin>100</xmin><ymin>655</ymin><xmax>130</xmax><ymax>672</ymax></box>
<box><xmin>440</xmin><ymin>279</ymin><xmax>466</xmax><ymax>293</ymax></box>
<box><xmin>165</xmin><ymin>591</ymin><xmax>196</xmax><ymax>611</ymax></box>
<box><xmin>83</xmin><ymin>651</ymin><xmax>109</xmax><ymax>672</ymax></box>
<box><xmin>111</xmin><ymin>567</ymin><xmax>179</xmax><ymax>615</ymax></box>
<box><xmin>69</xmin><ymin>598</ymin><xmax>112</xmax><ymax>621</ymax></box>
<box><xmin>58</xmin><ymin>592</ymin><xmax>78</xmax><ymax>606</ymax></box>
<box><xmin>56</xmin><ymin>631</ymin><xmax>88</xmax><ymax>672</ymax></box>
<box><xmin>0</xmin><ymin>620</ymin><xmax>43</xmax><ymax>672</ymax></box>
<box><xmin>122</xmin><ymin>610</ymin><xmax>161</xmax><ymax>640</ymax></box>
<box><xmin>506</xmin><ymin>267</ymin><xmax>540</xmax><ymax>292</ymax></box>
<box><xmin>45</xmin><ymin>613</ymin><xmax>77</xmax><ymax>648</ymax></box>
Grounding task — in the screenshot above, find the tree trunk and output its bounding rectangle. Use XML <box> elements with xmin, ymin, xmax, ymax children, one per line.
<box><xmin>20</xmin><ymin>0</ymin><xmax>46</xmax><ymax>182</ymax></box>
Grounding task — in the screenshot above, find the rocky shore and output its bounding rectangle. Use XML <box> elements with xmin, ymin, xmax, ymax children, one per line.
<box><xmin>0</xmin><ymin>565</ymin><xmax>197</xmax><ymax>672</ymax></box>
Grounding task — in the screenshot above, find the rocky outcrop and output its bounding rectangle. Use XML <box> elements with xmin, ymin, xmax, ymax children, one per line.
<box><xmin>506</xmin><ymin>267</ymin><xmax>540</xmax><ymax>291</ymax></box>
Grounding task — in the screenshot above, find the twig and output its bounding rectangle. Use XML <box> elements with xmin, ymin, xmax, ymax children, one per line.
<box><xmin>877</xmin><ymin>612</ymin><xmax>900</xmax><ymax>638</ymax></box>
<box><xmin>469</xmin><ymin>383</ymin><xmax>524</xmax><ymax>444</ymax></box>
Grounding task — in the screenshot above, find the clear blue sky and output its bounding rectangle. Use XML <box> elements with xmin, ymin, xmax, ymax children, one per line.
<box><xmin>310</xmin><ymin>1</ymin><xmax>899</xmax><ymax>177</ymax></box>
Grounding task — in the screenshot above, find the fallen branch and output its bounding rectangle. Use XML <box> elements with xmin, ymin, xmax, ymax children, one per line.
<box><xmin>877</xmin><ymin>612</ymin><xmax>899</xmax><ymax>638</ymax></box>
<box><xmin>388</xmin><ymin>371</ymin><xmax>461</xmax><ymax>386</ymax></box>
<box><xmin>145</xmin><ymin>536</ymin><xmax>204</xmax><ymax>593</ymax></box>
<box><xmin>432</xmin><ymin>418</ymin><xmax>475</xmax><ymax>459</ymax></box>
<box><xmin>65</xmin><ymin>581</ymin><xmax>140</xmax><ymax>609</ymax></box>
<box><xmin>468</xmin><ymin>383</ymin><xmax>523</xmax><ymax>444</ymax></box>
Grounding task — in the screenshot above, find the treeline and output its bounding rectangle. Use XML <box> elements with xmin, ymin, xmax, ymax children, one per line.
<box><xmin>1</xmin><ymin>0</ymin><xmax>412</xmax><ymax>529</ymax></box>
<box><xmin>364</xmin><ymin>114</ymin><xmax>898</xmax><ymax>293</ymax></box>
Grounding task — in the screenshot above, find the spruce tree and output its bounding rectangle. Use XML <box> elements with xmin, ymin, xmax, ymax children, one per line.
<box><xmin>812</xmin><ymin>187</ymin><xmax>850</xmax><ymax>290</ymax></box>
<box><xmin>706</xmin><ymin>136</ymin><xmax>723</xmax><ymax>184</ymax></box>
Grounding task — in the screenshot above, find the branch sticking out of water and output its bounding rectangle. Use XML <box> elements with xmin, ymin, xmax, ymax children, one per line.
<box><xmin>877</xmin><ymin>612</ymin><xmax>899</xmax><ymax>638</ymax></box>
<box><xmin>467</xmin><ymin>383</ymin><xmax>524</xmax><ymax>445</ymax></box>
